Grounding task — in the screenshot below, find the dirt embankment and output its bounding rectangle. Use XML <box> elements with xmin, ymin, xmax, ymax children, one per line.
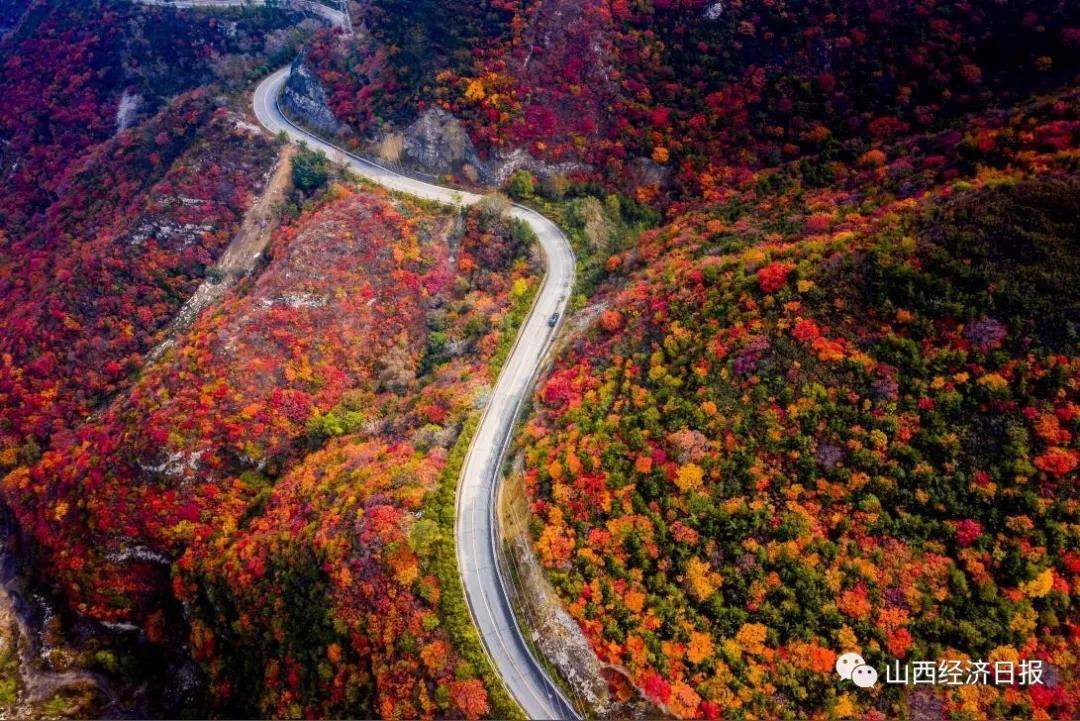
<box><xmin>149</xmin><ymin>142</ymin><xmax>296</xmax><ymax>361</ymax></box>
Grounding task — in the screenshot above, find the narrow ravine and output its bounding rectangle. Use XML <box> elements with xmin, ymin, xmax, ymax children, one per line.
<box><xmin>0</xmin><ymin>510</ymin><xmax>114</xmax><ymax>718</ymax></box>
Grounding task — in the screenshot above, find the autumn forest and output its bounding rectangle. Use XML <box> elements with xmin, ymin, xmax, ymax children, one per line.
<box><xmin>0</xmin><ymin>0</ymin><xmax>1077</xmax><ymax>719</ymax></box>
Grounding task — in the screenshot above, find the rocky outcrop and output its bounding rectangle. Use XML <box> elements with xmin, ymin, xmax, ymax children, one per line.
<box><xmin>401</xmin><ymin>107</ymin><xmax>490</xmax><ymax>182</ymax></box>
<box><xmin>0</xmin><ymin>509</ymin><xmax>112</xmax><ymax>719</ymax></box>
<box><xmin>114</xmin><ymin>91</ymin><xmax>143</xmax><ymax>135</ymax></box>
<box><xmin>281</xmin><ymin>52</ymin><xmax>342</xmax><ymax>136</ymax></box>
<box><xmin>487</xmin><ymin>147</ymin><xmax>588</xmax><ymax>188</ymax></box>
<box><xmin>392</xmin><ymin>110</ymin><xmax>591</xmax><ymax>188</ymax></box>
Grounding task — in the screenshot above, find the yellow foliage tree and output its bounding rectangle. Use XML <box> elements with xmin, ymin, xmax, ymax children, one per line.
<box><xmin>1020</xmin><ymin>568</ymin><xmax>1053</xmax><ymax>598</ymax></box>
<box><xmin>735</xmin><ymin>622</ymin><xmax>769</xmax><ymax>656</ymax></box>
<box><xmin>464</xmin><ymin>78</ymin><xmax>486</xmax><ymax>102</ymax></box>
<box><xmin>687</xmin><ymin>630</ymin><xmax>714</xmax><ymax>665</ymax></box>
<box><xmin>675</xmin><ymin>462</ymin><xmax>704</xmax><ymax>492</ymax></box>
<box><xmin>686</xmin><ymin>556</ymin><xmax>715</xmax><ymax>601</ymax></box>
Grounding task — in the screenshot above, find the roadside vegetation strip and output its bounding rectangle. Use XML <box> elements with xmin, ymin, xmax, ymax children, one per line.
<box><xmin>428</xmin><ymin>415</ymin><xmax>522</xmax><ymax>720</ymax></box>
<box><xmin>424</xmin><ymin>262</ymin><xmax>540</xmax><ymax>721</ymax></box>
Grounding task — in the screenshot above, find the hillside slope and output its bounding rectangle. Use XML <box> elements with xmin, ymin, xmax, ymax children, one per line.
<box><xmin>303</xmin><ymin>0</ymin><xmax>1078</xmax><ymax>201</ymax></box>
<box><xmin>516</xmin><ymin>91</ymin><xmax>1079</xmax><ymax>719</ymax></box>
<box><xmin>285</xmin><ymin>4</ymin><xmax>1080</xmax><ymax>717</ymax></box>
<box><xmin>5</xmin><ymin>175</ymin><xmax>541</xmax><ymax>716</ymax></box>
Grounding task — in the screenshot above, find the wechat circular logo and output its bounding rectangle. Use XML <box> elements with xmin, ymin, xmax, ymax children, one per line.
<box><xmin>836</xmin><ymin>651</ymin><xmax>878</xmax><ymax>688</ymax></box>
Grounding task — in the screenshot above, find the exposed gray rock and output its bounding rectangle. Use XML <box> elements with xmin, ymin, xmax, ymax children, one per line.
<box><xmin>391</xmin><ymin>113</ymin><xmax>590</xmax><ymax>188</ymax></box>
<box><xmin>704</xmin><ymin>1</ymin><xmax>725</xmax><ymax>20</ymax></box>
<box><xmin>281</xmin><ymin>52</ymin><xmax>342</xmax><ymax>136</ymax></box>
<box><xmin>629</xmin><ymin>155</ymin><xmax>672</xmax><ymax>188</ymax></box>
<box><xmin>401</xmin><ymin>107</ymin><xmax>489</xmax><ymax>182</ymax></box>
<box><xmin>488</xmin><ymin>147</ymin><xmax>588</xmax><ymax>187</ymax></box>
<box><xmin>115</xmin><ymin>91</ymin><xmax>143</xmax><ymax>135</ymax></box>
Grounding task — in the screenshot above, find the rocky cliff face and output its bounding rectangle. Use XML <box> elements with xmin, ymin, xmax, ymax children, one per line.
<box><xmin>486</xmin><ymin>146</ymin><xmax>588</xmax><ymax>188</ymax></box>
<box><xmin>398</xmin><ymin>109</ymin><xmax>590</xmax><ymax>187</ymax></box>
<box><xmin>400</xmin><ymin>106</ymin><xmax>489</xmax><ymax>182</ymax></box>
<box><xmin>281</xmin><ymin>52</ymin><xmax>342</xmax><ymax>136</ymax></box>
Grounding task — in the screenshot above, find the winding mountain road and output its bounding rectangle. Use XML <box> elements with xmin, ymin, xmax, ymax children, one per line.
<box><xmin>254</xmin><ymin>67</ymin><xmax>579</xmax><ymax>720</ymax></box>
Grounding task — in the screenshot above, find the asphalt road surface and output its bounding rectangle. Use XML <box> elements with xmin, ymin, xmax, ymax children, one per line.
<box><xmin>254</xmin><ymin>67</ymin><xmax>579</xmax><ymax>720</ymax></box>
